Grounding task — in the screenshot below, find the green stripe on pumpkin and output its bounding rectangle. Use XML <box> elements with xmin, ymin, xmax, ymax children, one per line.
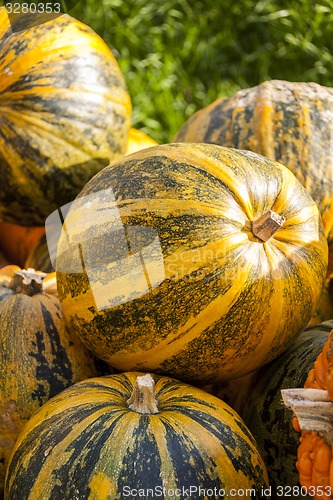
<box><xmin>5</xmin><ymin>373</ymin><xmax>269</xmax><ymax>499</ymax></box>
<box><xmin>0</xmin><ymin>7</ymin><xmax>131</xmax><ymax>225</ymax></box>
<box><xmin>56</xmin><ymin>143</ymin><xmax>327</xmax><ymax>383</ymax></box>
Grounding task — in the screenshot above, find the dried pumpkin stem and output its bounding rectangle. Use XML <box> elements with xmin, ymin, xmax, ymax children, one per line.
<box><xmin>252</xmin><ymin>210</ymin><xmax>286</xmax><ymax>241</ymax></box>
<box><xmin>127</xmin><ymin>374</ymin><xmax>159</xmax><ymax>414</ymax></box>
<box><xmin>281</xmin><ymin>388</ymin><xmax>333</xmax><ymax>445</ymax></box>
<box><xmin>11</xmin><ymin>268</ymin><xmax>47</xmax><ymax>296</ymax></box>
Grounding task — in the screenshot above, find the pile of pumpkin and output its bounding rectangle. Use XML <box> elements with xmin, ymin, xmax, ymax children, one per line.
<box><xmin>1</xmin><ymin>7</ymin><xmax>333</xmax><ymax>500</ymax></box>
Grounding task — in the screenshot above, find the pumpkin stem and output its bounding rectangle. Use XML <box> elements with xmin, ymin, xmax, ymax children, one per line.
<box><xmin>281</xmin><ymin>388</ymin><xmax>333</xmax><ymax>444</ymax></box>
<box><xmin>127</xmin><ymin>374</ymin><xmax>159</xmax><ymax>414</ymax></box>
<box><xmin>11</xmin><ymin>268</ymin><xmax>47</xmax><ymax>296</ymax></box>
<box><xmin>252</xmin><ymin>210</ymin><xmax>286</xmax><ymax>241</ymax></box>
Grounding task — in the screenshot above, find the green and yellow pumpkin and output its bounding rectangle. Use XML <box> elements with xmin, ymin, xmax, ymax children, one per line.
<box><xmin>174</xmin><ymin>80</ymin><xmax>333</xmax><ymax>249</ymax></box>
<box><xmin>4</xmin><ymin>372</ymin><xmax>269</xmax><ymax>499</ymax></box>
<box><xmin>56</xmin><ymin>143</ymin><xmax>327</xmax><ymax>384</ymax></box>
<box><xmin>0</xmin><ymin>265</ymin><xmax>98</xmax><ymax>495</ymax></box>
<box><xmin>209</xmin><ymin>321</ymin><xmax>333</xmax><ymax>496</ymax></box>
<box><xmin>0</xmin><ymin>7</ymin><xmax>132</xmax><ymax>226</ymax></box>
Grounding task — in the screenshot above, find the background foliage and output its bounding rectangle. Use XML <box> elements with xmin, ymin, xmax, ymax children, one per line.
<box><xmin>70</xmin><ymin>0</ymin><xmax>333</xmax><ymax>144</ymax></box>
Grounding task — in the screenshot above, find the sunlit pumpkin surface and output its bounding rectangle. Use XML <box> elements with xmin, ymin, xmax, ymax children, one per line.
<box><xmin>0</xmin><ymin>7</ymin><xmax>132</xmax><ymax>225</ymax></box>
<box><xmin>5</xmin><ymin>372</ymin><xmax>269</xmax><ymax>499</ymax></box>
<box><xmin>174</xmin><ymin>80</ymin><xmax>333</xmax><ymax>244</ymax></box>
<box><xmin>55</xmin><ymin>143</ymin><xmax>328</xmax><ymax>384</ymax></box>
<box><xmin>0</xmin><ymin>265</ymin><xmax>98</xmax><ymax>495</ymax></box>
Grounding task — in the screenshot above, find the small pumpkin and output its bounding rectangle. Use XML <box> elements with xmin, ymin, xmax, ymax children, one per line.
<box><xmin>174</xmin><ymin>80</ymin><xmax>333</xmax><ymax>250</ymax></box>
<box><xmin>0</xmin><ymin>265</ymin><xmax>98</xmax><ymax>495</ymax></box>
<box><xmin>282</xmin><ymin>326</ymin><xmax>333</xmax><ymax>499</ymax></box>
<box><xmin>0</xmin><ymin>222</ymin><xmax>45</xmax><ymax>267</ymax></box>
<box><xmin>55</xmin><ymin>143</ymin><xmax>327</xmax><ymax>384</ymax></box>
<box><xmin>4</xmin><ymin>372</ymin><xmax>269</xmax><ymax>499</ymax></box>
<box><xmin>0</xmin><ymin>7</ymin><xmax>132</xmax><ymax>226</ymax></box>
<box><xmin>209</xmin><ymin>321</ymin><xmax>333</xmax><ymax>495</ymax></box>
<box><xmin>125</xmin><ymin>127</ymin><xmax>158</xmax><ymax>156</ymax></box>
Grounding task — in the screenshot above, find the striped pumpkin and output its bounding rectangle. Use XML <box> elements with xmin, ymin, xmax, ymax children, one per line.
<box><xmin>5</xmin><ymin>372</ymin><xmax>269</xmax><ymax>499</ymax></box>
<box><xmin>0</xmin><ymin>7</ymin><xmax>132</xmax><ymax>226</ymax></box>
<box><xmin>56</xmin><ymin>143</ymin><xmax>328</xmax><ymax>384</ymax></box>
<box><xmin>124</xmin><ymin>127</ymin><xmax>158</xmax><ymax>156</ymax></box>
<box><xmin>0</xmin><ymin>265</ymin><xmax>98</xmax><ymax>495</ymax></box>
<box><xmin>174</xmin><ymin>80</ymin><xmax>333</xmax><ymax>248</ymax></box>
<box><xmin>215</xmin><ymin>321</ymin><xmax>333</xmax><ymax>494</ymax></box>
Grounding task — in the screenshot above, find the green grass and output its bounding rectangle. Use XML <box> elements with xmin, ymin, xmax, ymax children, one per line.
<box><xmin>70</xmin><ymin>0</ymin><xmax>333</xmax><ymax>144</ymax></box>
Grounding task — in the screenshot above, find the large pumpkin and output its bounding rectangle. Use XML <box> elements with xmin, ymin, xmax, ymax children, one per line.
<box><xmin>0</xmin><ymin>265</ymin><xmax>98</xmax><ymax>495</ymax></box>
<box><xmin>212</xmin><ymin>321</ymin><xmax>333</xmax><ymax>496</ymax></box>
<box><xmin>174</xmin><ymin>80</ymin><xmax>333</xmax><ymax>246</ymax></box>
<box><xmin>55</xmin><ymin>143</ymin><xmax>327</xmax><ymax>384</ymax></box>
<box><xmin>4</xmin><ymin>372</ymin><xmax>269</xmax><ymax>499</ymax></box>
<box><xmin>0</xmin><ymin>7</ymin><xmax>132</xmax><ymax>226</ymax></box>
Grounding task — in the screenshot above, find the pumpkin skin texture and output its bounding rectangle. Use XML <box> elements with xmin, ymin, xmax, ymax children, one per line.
<box><xmin>124</xmin><ymin>127</ymin><xmax>158</xmax><ymax>156</ymax></box>
<box><xmin>0</xmin><ymin>265</ymin><xmax>99</xmax><ymax>495</ymax></box>
<box><xmin>174</xmin><ymin>80</ymin><xmax>333</xmax><ymax>246</ymax></box>
<box><xmin>213</xmin><ymin>321</ymin><xmax>333</xmax><ymax>498</ymax></box>
<box><xmin>4</xmin><ymin>372</ymin><xmax>269</xmax><ymax>499</ymax></box>
<box><xmin>0</xmin><ymin>8</ymin><xmax>132</xmax><ymax>226</ymax></box>
<box><xmin>0</xmin><ymin>222</ymin><xmax>45</xmax><ymax>267</ymax></box>
<box><xmin>56</xmin><ymin>143</ymin><xmax>328</xmax><ymax>384</ymax></box>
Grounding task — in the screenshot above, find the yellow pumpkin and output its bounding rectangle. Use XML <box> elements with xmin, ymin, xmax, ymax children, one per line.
<box><xmin>0</xmin><ymin>265</ymin><xmax>98</xmax><ymax>494</ymax></box>
<box><xmin>5</xmin><ymin>372</ymin><xmax>269</xmax><ymax>498</ymax></box>
<box><xmin>174</xmin><ymin>80</ymin><xmax>333</xmax><ymax>250</ymax></box>
<box><xmin>55</xmin><ymin>143</ymin><xmax>328</xmax><ymax>384</ymax></box>
<box><xmin>0</xmin><ymin>7</ymin><xmax>132</xmax><ymax>226</ymax></box>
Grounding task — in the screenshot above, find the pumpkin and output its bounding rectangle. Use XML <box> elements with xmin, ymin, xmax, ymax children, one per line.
<box><xmin>0</xmin><ymin>265</ymin><xmax>99</xmax><ymax>495</ymax></box>
<box><xmin>0</xmin><ymin>7</ymin><xmax>132</xmax><ymax>226</ymax></box>
<box><xmin>55</xmin><ymin>143</ymin><xmax>328</xmax><ymax>384</ymax></box>
<box><xmin>125</xmin><ymin>127</ymin><xmax>158</xmax><ymax>156</ymax></box>
<box><xmin>4</xmin><ymin>372</ymin><xmax>269</xmax><ymax>499</ymax></box>
<box><xmin>25</xmin><ymin>233</ymin><xmax>53</xmax><ymax>273</ymax></box>
<box><xmin>0</xmin><ymin>222</ymin><xmax>45</xmax><ymax>267</ymax></box>
<box><xmin>282</xmin><ymin>326</ymin><xmax>333</xmax><ymax>499</ymax></box>
<box><xmin>209</xmin><ymin>321</ymin><xmax>333</xmax><ymax>496</ymax></box>
<box><xmin>174</xmin><ymin>80</ymin><xmax>333</xmax><ymax>250</ymax></box>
